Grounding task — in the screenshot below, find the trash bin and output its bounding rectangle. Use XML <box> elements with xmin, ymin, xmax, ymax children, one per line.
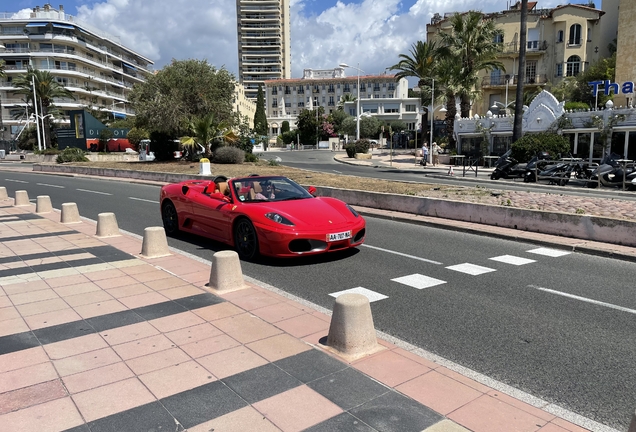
<box><xmin>0</xmin><ymin>150</ymin><xmax>5</xmax><ymax>159</ymax></box>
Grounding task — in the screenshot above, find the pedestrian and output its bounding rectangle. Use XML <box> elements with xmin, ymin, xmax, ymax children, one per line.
<box><xmin>432</xmin><ymin>142</ymin><xmax>440</xmax><ymax>166</ymax></box>
<box><xmin>420</xmin><ymin>144</ymin><xmax>428</xmax><ymax>166</ymax></box>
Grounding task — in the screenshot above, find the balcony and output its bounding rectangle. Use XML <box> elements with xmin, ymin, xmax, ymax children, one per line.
<box><xmin>481</xmin><ymin>74</ymin><xmax>548</xmax><ymax>87</ymax></box>
<box><xmin>499</xmin><ymin>40</ymin><xmax>547</xmax><ymax>55</ymax></box>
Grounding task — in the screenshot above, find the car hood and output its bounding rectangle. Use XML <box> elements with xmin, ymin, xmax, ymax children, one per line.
<box><xmin>250</xmin><ymin>197</ymin><xmax>356</xmax><ymax>228</ymax></box>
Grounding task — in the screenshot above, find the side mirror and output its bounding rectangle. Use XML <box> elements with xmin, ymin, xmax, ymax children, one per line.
<box><xmin>307</xmin><ymin>186</ymin><xmax>317</xmax><ymax>196</ymax></box>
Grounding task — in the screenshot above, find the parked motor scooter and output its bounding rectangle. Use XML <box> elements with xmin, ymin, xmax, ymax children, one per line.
<box><xmin>523</xmin><ymin>154</ymin><xmax>588</xmax><ymax>186</ymax></box>
<box><xmin>586</xmin><ymin>153</ymin><xmax>636</xmax><ymax>188</ymax></box>
<box><xmin>491</xmin><ymin>150</ymin><xmax>550</xmax><ymax>180</ymax></box>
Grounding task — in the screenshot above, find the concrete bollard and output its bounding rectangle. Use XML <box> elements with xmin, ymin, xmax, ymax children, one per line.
<box><xmin>14</xmin><ymin>190</ymin><xmax>30</xmax><ymax>206</ymax></box>
<box><xmin>60</xmin><ymin>203</ymin><xmax>81</xmax><ymax>224</ymax></box>
<box><xmin>140</xmin><ymin>226</ymin><xmax>171</xmax><ymax>258</ymax></box>
<box><xmin>36</xmin><ymin>196</ymin><xmax>53</xmax><ymax>214</ymax></box>
<box><xmin>208</xmin><ymin>250</ymin><xmax>247</xmax><ymax>293</ymax></box>
<box><xmin>0</xmin><ymin>186</ymin><xmax>7</xmax><ymax>200</ymax></box>
<box><xmin>629</xmin><ymin>409</ymin><xmax>636</xmax><ymax>432</ymax></box>
<box><xmin>326</xmin><ymin>293</ymin><xmax>381</xmax><ymax>361</ymax></box>
<box><xmin>95</xmin><ymin>212</ymin><xmax>120</xmax><ymax>237</ymax></box>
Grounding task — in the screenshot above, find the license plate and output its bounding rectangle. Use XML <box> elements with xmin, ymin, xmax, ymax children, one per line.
<box><xmin>327</xmin><ymin>231</ymin><xmax>351</xmax><ymax>242</ymax></box>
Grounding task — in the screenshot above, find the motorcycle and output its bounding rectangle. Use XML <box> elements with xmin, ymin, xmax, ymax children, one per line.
<box><xmin>586</xmin><ymin>152</ymin><xmax>636</xmax><ymax>189</ymax></box>
<box><xmin>491</xmin><ymin>150</ymin><xmax>550</xmax><ymax>180</ymax></box>
<box><xmin>523</xmin><ymin>154</ymin><xmax>592</xmax><ymax>186</ymax></box>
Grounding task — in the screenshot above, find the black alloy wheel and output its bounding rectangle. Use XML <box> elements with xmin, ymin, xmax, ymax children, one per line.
<box><xmin>234</xmin><ymin>218</ymin><xmax>259</xmax><ymax>260</ymax></box>
<box><xmin>162</xmin><ymin>201</ymin><xmax>179</xmax><ymax>235</ymax></box>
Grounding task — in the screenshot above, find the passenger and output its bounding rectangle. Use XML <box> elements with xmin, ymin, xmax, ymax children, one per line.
<box><xmin>255</xmin><ymin>181</ymin><xmax>275</xmax><ymax>200</ymax></box>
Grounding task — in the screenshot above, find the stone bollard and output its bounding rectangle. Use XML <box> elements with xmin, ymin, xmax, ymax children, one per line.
<box><xmin>629</xmin><ymin>409</ymin><xmax>636</xmax><ymax>432</ymax></box>
<box><xmin>0</xmin><ymin>186</ymin><xmax>8</xmax><ymax>200</ymax></box>
<box><xmin>140</xmin><ymin>226</ymin><xmax>171</xmax><ymax>258</ymax></box>
<box><xmin>14</xmin><ymin>190</ymin><xmax>30</xmax><ymax>206</ymax></box>
<box><xmin>326</xmin><ymin>293</ymin><xmax>381</xmax><ymax>361</ymax></box>
<box><xmin>36</xmin><ymin>196</ymin><xmax>52</xmax><ymax>214</ymax></box>
<box><xmin>60</xmin><ymin>203</ymin><xmax>81</xmax><ymax>224</ymax></box>
<box><xmin>208</xmin><ymin>250</ymin><xmax>247</xmax><ymax>294</ymax></box>
<box><xmin>95</xmin><ymin>212</ymin><xmax>120</xmax><ymax>237</ymax></box>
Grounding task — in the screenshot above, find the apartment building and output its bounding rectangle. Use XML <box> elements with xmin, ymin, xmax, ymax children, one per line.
<box><xmin>0</xmin><ymin>4</ymin><xmax>153</xmax><ymax>140</ymax></box>
<box><xmin>233</xmin><ymin>82</ymin><xmax>256</xmax><ymax>129</ymax></box>
<box><xmin>264</xmin><ymin>67</ymin><xmax>422</xmax><ymax>139</ymax></box>
<box><xmin>614</xmin><ymin>0</ymin><xmax>636</xmax><ymax>108</ymax></box>
<box><xmin>427</xmin><ymin>1</ymin><xmax>619</xmax><ymax>115</ymax></box>
<box><xmin>236</xmin><ymin>0</ymin><xmax>291</xmax><ymax>100</ymax></box>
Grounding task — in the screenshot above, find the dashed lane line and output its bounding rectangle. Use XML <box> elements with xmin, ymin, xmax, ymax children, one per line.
<box><xmin>76</xmin><ymin>189</ymin><xmax>112</xmax><ymax>196</ymax></box>
<box><xmin>528</xmin><ymin>285</ymin><xmax>636</xmax><ymax>315</ymax></box>
<box><xmin>361</xmin><ymin>244</ymin><xmax>442</xmax><ymax>265</ymax></box>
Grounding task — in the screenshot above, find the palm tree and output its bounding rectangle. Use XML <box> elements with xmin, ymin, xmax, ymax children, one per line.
<box><xmin>337</xmin><ymin>93</ymin><xmax>357</xmax><ymax>111</ymax></box>
<box><xmin>438</xmin><ymin>11</ymin><xmax>505</xmax><ymax>118</ymax></box>
<box><xmin>180</xmin><ymin>113</ymin><xmax>237</xmax><ymax>160</ymax></box>
<box><xmin>13</xmin><ymin>68</ymin><xmax>75</xmax><ymax>149</ymax></box>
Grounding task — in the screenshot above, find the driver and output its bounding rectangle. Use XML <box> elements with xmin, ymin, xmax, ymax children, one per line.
<box><xmin>255</xmin><ymin>180</ymin><xmax>275</xmax><ymax>200</ymax></box>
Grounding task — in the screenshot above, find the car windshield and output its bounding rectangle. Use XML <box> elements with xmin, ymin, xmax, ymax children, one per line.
<box><xmin>231</xmin><ymin>177</ymin><xmax>314</xmax><ymax>203</ymax></box>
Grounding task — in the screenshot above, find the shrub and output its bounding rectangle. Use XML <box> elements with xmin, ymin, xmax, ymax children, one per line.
<box><xmin>56</xmin><ymin>147</ymin><xmax>89</xmax><ymax>163</ymax></box>
<box><xmin>511</xmin><ymin>132</ymin><xmax>570</xmax><ymax>162</ymax></box>
<box><xmin>344</xmin><ymin>144</ymin><xmax>356</xmax><ymax>158</ymax></box>
<box><xmin>268</xmin><ymin>158</ymin><xmax>280</xmax><ymax>166</ymax></box>
<box><xmin>353</xmin><ymin>139</ymin><xmax>371</xmax><ymax>154</ymax></box>
<box><xmin>37</xmin><ymin>148</ymin><xmax>60</xmax><ymax>155</ymax></box>
<box><xmin>244</xmin><ymin>152</ymin><xmax>259</xmax><ymax>163</ymax></box>
<box><xmin>564</xmin><ymin>101</ymin><xmax>590</xmax><ymax>111</ymax></box>
<box><xmin>212</xmin><ymin>146</ymin><xmax>244</xmax><ymax>164</ymax></box>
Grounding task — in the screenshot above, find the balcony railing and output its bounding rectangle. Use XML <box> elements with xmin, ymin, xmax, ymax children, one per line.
<box><xmin>498</xmin><ymin>40</ymin><xmax>547</xmax><ymax>54</ymax></box>
<box><xmin>481</xmin><ymin>74</ymin><xmax>548</xmax><ymax>87</ymax></box>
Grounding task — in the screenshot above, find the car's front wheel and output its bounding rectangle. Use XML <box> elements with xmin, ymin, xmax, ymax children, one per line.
<box><xmin>161</xmin><ymin>200</ymin><xmax>179</xmax><ymax>236</ymax></box>
<box><xmin>234</xmin><ymin>218</ymin><xmax>259</xmax><ymax>260</ymax></box>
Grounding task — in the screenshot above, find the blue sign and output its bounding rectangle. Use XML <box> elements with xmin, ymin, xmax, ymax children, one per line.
<box><xmin>589</xmin><ymin>80</ymin><xmax>635</xmax><ymax>96</ymax></box>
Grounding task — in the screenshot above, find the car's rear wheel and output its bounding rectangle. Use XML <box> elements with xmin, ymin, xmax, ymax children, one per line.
<box><xmin>234</xmin><ymin>218</ymin><xmax>259</xmax><ymax>260</ymax></box>
<box><xmin>162</xmin><ymin>200</ymin><xmax>179</xmax><ymax>236</ymax></box>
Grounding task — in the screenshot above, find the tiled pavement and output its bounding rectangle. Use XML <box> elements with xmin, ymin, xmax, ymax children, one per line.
<box><xmin>0</xmin><ymin>198</ymin><xmax>602</xmax><ymax>432</ymax></box>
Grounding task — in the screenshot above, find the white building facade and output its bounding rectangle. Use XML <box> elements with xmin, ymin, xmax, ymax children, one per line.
<box><xmin>0</xmin><ymin>4</ymin><xmax>153</xmax><ymax>140</ymax></box>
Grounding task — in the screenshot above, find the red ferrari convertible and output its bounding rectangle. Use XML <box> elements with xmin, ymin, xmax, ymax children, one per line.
<box><xmin>159</xmin><ymin>175</ymin><xmax>366</xmax><ymax>259</ymax></box>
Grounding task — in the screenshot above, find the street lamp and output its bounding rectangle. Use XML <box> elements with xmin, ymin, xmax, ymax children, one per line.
<box><xmin>339</xmin><ymin>63</ymin><xmax>364</xmax><ymax>141</ymax></box>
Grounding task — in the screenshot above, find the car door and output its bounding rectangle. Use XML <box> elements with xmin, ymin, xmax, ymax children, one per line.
<box><xmin>189</xmin><ymin>191</ymin><xmax>233</xmax><ymax>242</ymax></box>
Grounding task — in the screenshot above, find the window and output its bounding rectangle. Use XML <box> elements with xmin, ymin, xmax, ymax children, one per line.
<box><xmin>298</xmin><ymin>86</ymin><xmax>304</xmax><ymax>94</ymax></box>
<box><xmin>385</xmin><ymin>107</ymin><xmax>399</xmax><ymax>113</ymax></box>
<box><xmin>494</xmin><ymin>33</ymin><xmax>504</xmax><ymax>43</ymax></box>
<box><xmin>360</xmin><ymin>84</ymin><xmax>366</xmax><ymax>92</ymax></box>
<box><xmin>328</xmin><ymin>96</ymin><xmax>335</xmax><ymax>106</ymax></box>
<box><xmin>343</xmin><ymin>84</ymin><xmax>351</xmax><ymax>93</ymax></box>
<box><xmin>272</xmin><ymin>98</ymin><xmax>278</xmax><ymax>107</ymax></box>
<box><xmin>566</xmin><ymin>55</ymin><xmax>581</xmax><ymax>76</ymax></box>
<box><xmin>525</xmin><ymin>61</ymin><xmax>537</xmax><ymax>83</ymax></box>
<box><xmin>569</xmin><ymin>24</ymin><xmax>581</xmax><ymax>45</ymax></box>
<box><xmin>349</xmin><ymin>109</ymin><xmax>356</xmax><ymax>116</ymax></box>
<box><xmin>272</xmin><ymin>88</ymin><xmax>278</xmax><ymax>95</ymax></box>
<box><xmin>556</xmin><ymin>63</ymin><xmax>563</xmax><ymax>77</ymax></box>
<box><xmin>388</xmin><ymin>83</ymin><xmax>395</xmax><ymax>91</ymax></box>
<box><xmin>298</xmin><ymin>102</ymin><xmax>304</xmax><ymax>107</ymax></box>
<box><xmin>328</xmin><ymin>84</ymin><xmax>335</xmax><ymax>93</ymax></box>
<box><xmin>557</xmin><ymin>30</ymin><xmax>563</xmax><ymax>43</ymax></box>
<box><xmin>373</xmin><ymin>84</ymin><xmax>380</xmax><ymax>92</ymax></box>
<box><xmin>405</xmin><ymin>104</ymin><xmax>416</xmax><ymax>112</ymax></box>
<box><xmin>285</xmin><ymin>86</ymin><xmax>291</xmax><ymax>94</ymax></box>
<box><xmin>491</xmin><ymin>69</ymin><xmax>503</xmax><ymax>85</ymax></box>
<box><xmin>55</xmin><ymin>77</ymin><xmax>68</xmax><ymax>86</ymax></box>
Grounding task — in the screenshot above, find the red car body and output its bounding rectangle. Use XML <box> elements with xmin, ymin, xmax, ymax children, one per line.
<box><xmin>159</xmin><ymin>175</ymin><xmax>366</xmax><ymax>259</ymax></box>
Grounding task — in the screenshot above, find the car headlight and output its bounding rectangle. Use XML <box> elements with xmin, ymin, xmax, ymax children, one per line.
<box><xmin>265</xmin><ymin>213</ymin><xmax>294</xmax><ymax>226</ymax></box>
<box><xmin>346</xmin><ymin>204</ymin><xmax>359</xmax><ymax>218</ymax></box>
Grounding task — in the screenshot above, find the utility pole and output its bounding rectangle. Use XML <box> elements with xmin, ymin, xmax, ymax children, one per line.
<box><xmin>512</xmin><ymin>0</ymin><xmax>528</xmax><ymax>143</ymax></box>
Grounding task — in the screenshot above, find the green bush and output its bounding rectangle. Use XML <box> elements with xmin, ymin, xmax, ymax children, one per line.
<box><xmin>353</xmin><ymin>139</ymin><xmax>371</xmax><ymax>154</ymax></box>
<box><xmin>344</xmin><ymin>144</ymin><xmax>356</xmax><ymax>158</ymax></box>
<box><xmin>212</xmin><ymin>146</ymin><xmax>245</xmax><ymax>164</ymax></box>
<box><xmin>564</xmin><ymin>101</ymin><xmax>590</xmax><ymax>111</ymax></box>
<box><xmin>56</xmin><ymin>147</ymin><xmax>89</xmax><ymax>163</ymax></box>
<box><xmin>244</xmin><ymin>152</ymin><xmax>259</xmax><ymax>163</ymax></box>
<box><xmin>511</xmin><ymin>132</ymin><xmax>570</xmax><ymax>162</ymax></box>
<box><xmin>35</xmin><ymin>148</ymin><xmax>61</xmax><ymax>155</ymax></box>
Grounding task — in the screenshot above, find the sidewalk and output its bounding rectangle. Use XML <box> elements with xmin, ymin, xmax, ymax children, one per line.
<box><xmin>0</xmin><ymin>198</ymin><xmax>608</xmax><ymax>431</ymax></box>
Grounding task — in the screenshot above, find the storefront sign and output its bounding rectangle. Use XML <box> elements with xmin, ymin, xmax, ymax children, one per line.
<box><xmin>589</xmin><ymin>80</ymin><xmax>635</xmax><ymax>96</ymax></box>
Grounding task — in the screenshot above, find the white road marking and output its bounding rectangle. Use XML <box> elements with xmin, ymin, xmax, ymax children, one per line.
<box><xmin>489</xmin><ymin>255</ymin><xmax>536</xmax><ymax>266</ymax></box>
<box><xmin>129</xmin><ymin>197</ymin><xmax>159</xmax><ymax>204</ymax></box>
<box><xmin>446</xmin><ymin>263</ymin><xmax>496</xmax><ymax>276</ymax></box>
<box><xmin>529</xmin><ymin>285</ymin><xmax>636</xmax><ymax>315</ymax></box>
<box><xmin>361</xmin><ymin>244</ymin><xmax>442</xmax><ymax>265</ymax></box>
<box><xmin>527</xmin><ymin>247</ymin><xmax>571</xmax><ymax>257</ymax></box>
<box><xmin>392</xmin><ymin>274</ymin><xmax>446</xmax><ymax>289</ymax></box>
<box><xmin>76</xmin><ymin>189</ymin><xmax>112</xmax><ymax>196</ymax></box>
<box><xmin>36</xmin><ymin>183</ymin><xmax>65</xmax><ymax>188</ymax></box>
<box><xmin>332</xmin><ymin>170</ymin><xmax>342</xmax><ymax>174</ymax></box>
<box><xmin>4</xmin><ymin>179</ymin><xmax>28</xmax><ymax>183</ymax></box>
<box><xmin>329</xmin><ymin>287</ymin><xmax>388</xmax><ymax>302</ymax></box>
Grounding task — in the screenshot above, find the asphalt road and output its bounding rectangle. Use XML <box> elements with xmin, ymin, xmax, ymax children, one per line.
<box><xmin>1</xmin><ymin>169</ymin><xmax>635</xmax><ymax>430</ymax></box>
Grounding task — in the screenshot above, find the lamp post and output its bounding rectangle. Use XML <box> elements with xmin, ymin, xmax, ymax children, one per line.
<box><xmin>339</xmin><ymin>63</ymin><xmax>364</xmax><ymax>141</ymax></box>
<box><xmin>32</xmin><ymin>75</ymin><xmax>42</xmax><ymax>151</ymax></box>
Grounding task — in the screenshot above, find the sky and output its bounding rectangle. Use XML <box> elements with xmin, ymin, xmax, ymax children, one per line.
<box><xmin>3</xmin><ymin>0</ymin><xmax>580</xmax><ymax>79</ymax></box>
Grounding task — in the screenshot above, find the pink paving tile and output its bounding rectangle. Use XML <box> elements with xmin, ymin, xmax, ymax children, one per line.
<box><xmin>0</xmin><ymin>396</ymin><xmax>84</xmax><ymax>432</ymax></box>
<box><xmin>0</xmin><ymin>306</ymin><xmax>20</xmax><ymax>321</ymax></box>
<box><xmin>148</xmin><ymin>311</ymin><xmax>206</xmax><ymax>333</ymax></box>
<box><xmin>84</xmin><ymin>268</ymin><xmax>127</xmax><ymax>282</ymax></box>
<box><xmin>213</xmin><ymin>312</ymin><xmax>283</xmax><ymax>344</ymax></box>
<box><xmin>121</xmin><ymin>264</ymin><xmax>157</xmax><ymax>276</ymax></box>
<box><xmin>0</xmin><ymin>347</ymin><xmax>49</xmax><ymax>374</ymax></box>
<box><xmin>94</xmin><ymin>275</ymin><xmax>140</xmax><ymax>290</ymax></box>
<box><xmin>197</xmin><ymin>345</ymin><xmax>268</xmax><ymax>379</ymax></box>
<box><xmin>253</xmin><ymin>385</ymin><xmax>343</xmax><ymax>432</ymax></box>
<box><xmin>9</xmin><ymin>288</ymin><xmax>59</xmax><ymax>306</ymax></box>
<box><xmin>72</xmin><ymin>377</ymin><xmax>156</xmax><ymax>422</ymax></box>
<box><xmin>131</xmin><ymin>270</ymin><xmax>173</xmax><ymax>283</ymax></box>
<box><xmin>144</xmin><ymin>276</ymin><xmax>190</xmax><ymax>291</ymax></box>
<box><xmin>62</xmin><ymin>362</ymin><xmax>135</xmax><ymax>394</ymax></box>
<box><xmin>0</xmin><ymin>362</ymin><xmax>59</xmax><ymax>393</ymax></box>
<box><xmin>0</xmin><ymin>379</ymin><xmax>67</xmax><ymax>415</ymax></box>
<box><xmin>537</xmin><ymin>424</ymin><xmax>576</xmax><ymax>432</ymax></box>
<box><xmin>0</xmin><ymin>295</ymin><xmax>11</xmax><ymax>308</ymax></box>
<box><xmin>228</xmin><ymin>291</ymin><xmax>285</xmax><ymax>311</ymax></box>
<box><xmin>486</xmin><ymin>390</ymin><xmax>556</xmax><ymax>422</ymax></box>
<box><xmin>125</xmin><ymin>347</ymin><xmax>191</xmax><ymax>375</ymax></box>
<box><xmin>250</xmin><ymin>302</ymin><xmax>307</xmax><ymax>323</ymax></box>
<box><xmin>396</xmin><ymin>370</ymin><xmax>483</xmax><ymax>415</ymax></box>
<box><xmin>165</xmin><ymin>322</ymin><xmax>223</xmax><ymax>345</ymax></box>
<box><xmin>435</xmin><ymin>366</ymin><xmax>493</xmax><ymax>393</ymax></box>
<box><xmin>63</xmin><ymin>289</ymin><xmax>115</xmax><ymax>307</ymax></box>
<box><xmin>112</xmin><ymin>334</ymin><xmax>176</xmax><ymax>360</ymax></box>
<box><xmin>73</xmin><ymin>299</ymin><xmax>127</xmax><ymax>319</ymax></box>
<box><xmin>24</xmin><ymin>308</ymin><xmax>82</xmax><ymax>330</ymax></box>
<box><xmin>99</xmin><ymin>321</ymin><xmax>159</xmax><ymax>346</ymax></box>
<box><xmin>391</xmin><ymin>348</ymin><xmax>440</xmax><ymax>371</ymax></box>
<box><xmin>188</xmin><ymin>406</ymin><xmax>282</xmax><ymax>432</ymax></box>
<box><xmin>52</xmin><ymin>281</ymin><xmax>101</xmax><ymax>297</ymax></box>
<box><xmin>52</xmin><ymin>347</ymin><xmax>121</xmax><ymax>377</ymax></box>
<box><xmin>302</xmin><ymin>329</ymin><xmax>328</xmax><ymax>346</ymax></box>
<box><xmin>180</xmin><ymin>334</ymin><xmax>241</xmax><ymax>358</ymax></box>
<box><xmin>44</xmin><ymin>333</ymin><xmax>109</xmax><ymax>360</ymax></box>
<box><xmin>45</xmin><ymin>274</ymin><xmax>90</xmax><ymax>288</ymax></box>
<box><xmin>220</xmin><ymin>286</ymin><xmax>264</xmax><ymax>301</ymax></box>
<box><xmin>117</xmin><ymin>291</ymin><xmax>170</xmax><ymax>309</ymax></box>
<box><xmin>246</xmin><ymin>333</ymin><xmax>312</xmax><ymax>362</ymax></box>
<box><xmin>275</xmin><ymin>313</ymin><xmax>330</xmax><ymax>338</ymax></box>
<box><xmin>193</xmin><ymin>302</ymin><xmax>245</xmax><ymax>321</ymax></box>
<box><xmin>159</xmin><ymin>284</ymin><xmax>205</xmax><ymax>300</ymax></box>
<box><xmin>353</xmin><ymin>350</ymin><xmax>430</xmax><ymax>387</ymax></box>
<box><xmin>15</xmin><ymin>298</ymin><xmax>69</xmax><ymax>317</ymax></box>
<box><xmin>448</xmin><ymin>394</ymin><xmax>550</xmax><ymax>432</ymax></box>
<box><xmin>105</xmin><ymin>282</ymin><xmax>154</xmax><ymax>298</ymax></box>
<box><xmin>2</xmin><ymin>279</ymin><xmax>49</xmax><ymax>295</ymax></box>
<box><xmin>139</xmin><ymin>360</ymin><xmax>216</xmax><ymax>399</ymax></box>
<box><xmin>549</xmin><ymin>418</ymin><xmax>591</xmax><ymax>432</ymax></box>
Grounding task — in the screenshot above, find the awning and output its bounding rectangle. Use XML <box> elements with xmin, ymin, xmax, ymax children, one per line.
<box><xmin>52</xmin><ymin>23</ymin><xmax>75</xmax><ymax>30</ymax></box>
<box><xmin>113</xmin><ymin>113</ymin><xmax>127</xmax><ymax>119</ymax></box>
<box><xmin>25</xmin><ymin>22</ymin><xmax>48</xmax><ymax>27</ymax></box>
<box><xmin>122</xmin><ymin>62</ymin><xmax>137</xmax><ymax>71</ymax></box>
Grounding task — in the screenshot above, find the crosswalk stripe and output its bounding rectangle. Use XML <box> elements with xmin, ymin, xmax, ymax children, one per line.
<box><xmin>490</xmin><ymin>255</ymin><xmax>536</xmax><ymax>266</ymax></box>
<box><xmin>392</xmin><ymin>274</ymin><xmax>446</xmax><ymax>289</ymax></box>
<box><xmin>446</xmin><ymin>263</ymin><xmax>496</xmax><ymax>275</ymax></box>
<box><xmin>526</xmin><ymin>247</ymin><xmax>571</xmax><ymax>257</ymax></box>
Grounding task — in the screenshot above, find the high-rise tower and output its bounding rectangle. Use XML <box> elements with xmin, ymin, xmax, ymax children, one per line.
<box><xmin>236</xmin><ymin>0</ymin><xmax>291</xmax><ymax>100</ymax></box>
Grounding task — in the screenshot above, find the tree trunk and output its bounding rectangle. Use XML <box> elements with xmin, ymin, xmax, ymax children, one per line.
<box><xmin>445</xmin><ymin>92</ymin><xmax>457</xmax><ymax>150</ymax></box>
<box><xmin>460</xmin><ymin>94</ymin><xmax>471</xmax><ymax>119</ymax></box>
<box><xmin>512</xmin><ymin>0</ymin><xmax>528</xmax><ymax>143</ymax></box>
